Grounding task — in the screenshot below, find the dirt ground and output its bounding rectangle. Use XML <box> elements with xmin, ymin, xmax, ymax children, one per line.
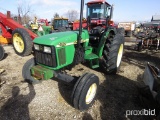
<box><xmin>0</xmin><ymin>37</ymin><xmax>160</xmax><ymax>120</ymax></box>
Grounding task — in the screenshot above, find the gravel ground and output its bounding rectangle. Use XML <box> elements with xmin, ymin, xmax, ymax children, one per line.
<box><xmin>0</xmin><ymin>38</ymin><xmax>160</xmax><ymax>120</ymax></box>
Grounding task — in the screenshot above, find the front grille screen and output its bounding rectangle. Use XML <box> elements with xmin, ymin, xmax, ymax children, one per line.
<box><xmin>34</xmin><ymin>47</ymin><xmax>57</xmax><ymax>67</ymax></box>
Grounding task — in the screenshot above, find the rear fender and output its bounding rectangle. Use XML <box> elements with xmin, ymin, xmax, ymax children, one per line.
<box><xmin>96</xmin><ymin>29</ymin><xmax>115</xmax><ymax>57</ymax></box>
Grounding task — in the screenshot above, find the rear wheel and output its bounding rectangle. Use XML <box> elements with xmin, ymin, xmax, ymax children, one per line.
<box><xmin>102</xmin><ymin>33</ymin><xmax>125</xmax><ymax>74</ymax></box>
<box><xmin>117</xmin><ymin>28</ymin><xmax>125</xmax><ymax>36</ymax></box>
<box><xmin>12</xmin><ymin>28</ymin><xmax>32</xmax><ymax>56</ymax></box>
<box><xmin>71</xmin><ymin>73</ymin><xmax>99</xmax><ymax>110</ymax></box>
<box><xmin>0</xmin><ymin>45</ymin><xmax>4</xmax><ymax>60</ymax></box>
<box><xmin>22</xmin><ymin>58</ymin><xmax>40</xmax><ymax>84</ymax></box>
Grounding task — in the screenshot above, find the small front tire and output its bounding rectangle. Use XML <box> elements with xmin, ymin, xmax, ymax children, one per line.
<box><xmin>71</xmin><ymin>73</ymin><xmax>99</xmax><ymax>110</ymax></box>
<box><xmin>22</xmin><ymin>58</ymin><xmax>40</xmax><ymax>84</ymax></box>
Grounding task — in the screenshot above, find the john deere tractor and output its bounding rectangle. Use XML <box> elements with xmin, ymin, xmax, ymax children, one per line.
<box><xmin>22</xmin><ymin>0</ymin><xmax>124</xmax><ymax>110</ymax></box>
<box><xmin>53</xmin><ymin>17</ymin><xmax>71</xmax><ymax>31</ymax></box>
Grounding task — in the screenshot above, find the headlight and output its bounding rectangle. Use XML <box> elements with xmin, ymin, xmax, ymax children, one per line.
<box><xmin>34</xmin><ymin>44</ymin><xmax>39</xmax><ymax>50</ymax></box>
<box><xmin>44</xmin><ymin>46</ymin><xmax>51</xmax><ymax>53</ymax></box>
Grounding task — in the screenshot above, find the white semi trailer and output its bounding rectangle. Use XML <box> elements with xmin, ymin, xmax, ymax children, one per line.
<box><xmin>118</xmin><ymin>22</ymin><xmax>135</xmax><ymax>37</ymax></box>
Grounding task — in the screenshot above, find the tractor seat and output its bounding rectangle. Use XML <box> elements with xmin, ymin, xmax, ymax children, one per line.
<box><xmin>89</xmin><ymin>26</ymin><xmax>105</xmax><ymax>41</ymax></box>
<box><xmin>89</xmin><ymin>26</ymin><xmax>105</xmax><ymax>36</ymax></box>
<box><xmin>89</xmin><ymin>35</ymin><xmax>100</xmax><ymax>41</ymax></box>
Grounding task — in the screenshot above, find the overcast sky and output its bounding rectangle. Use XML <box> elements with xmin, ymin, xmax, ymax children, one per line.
<box><xmin>0</xmin><ymin>0</ymin><xmax>160</xmax><ymax>22</ymax></box>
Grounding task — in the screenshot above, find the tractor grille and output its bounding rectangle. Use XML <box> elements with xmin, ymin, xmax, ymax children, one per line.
<box><xmin>34</xmin><ymin>46</ymin><xmax>57</xmax><ymax>67</ymax></box>
<box><xmin>57</xmin><ymin>48</ymin><xmax>66</xmax><ymax>65</ymax></box>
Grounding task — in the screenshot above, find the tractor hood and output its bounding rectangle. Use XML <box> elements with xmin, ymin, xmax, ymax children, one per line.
<box><xmin>33</xmin><ymin>30</ymin><xmax>89</xmax><ymax>47</ymax></box>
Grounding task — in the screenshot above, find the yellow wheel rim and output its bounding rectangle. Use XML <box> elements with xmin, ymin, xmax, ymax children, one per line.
<box><xmin>85</xmin><ymin>83</ymin><xmax>97</xmax><ymax>104</ymax></box>
<box><xmin>117</xmin><ymin>44</ymin><xmax>124</xmax><ymax>67</ymax></box>
<box><xmin>13</xmin><ymin>33</ymin><xmax>24</xmax><ymax>53</ymax></box>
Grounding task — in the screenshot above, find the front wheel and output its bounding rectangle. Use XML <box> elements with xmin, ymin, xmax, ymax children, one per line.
<box><xmin>71</xmin><ymin>73</ymin><xmax>99</xmax><ymax>110</ymax></box>
<box><xmin>22</xmin><ymin>58</ymin><xmax>40</xmax><ymax>84</ymax></box>
<box><xmin>102</xmin><ymin>33</ymin><xmax>125</xmax><ymax>74</ymax></box>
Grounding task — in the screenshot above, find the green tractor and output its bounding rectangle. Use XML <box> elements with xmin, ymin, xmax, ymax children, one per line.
<box><xmin>53</xmin><ymin>17</ymin><xmax>72</xmax><ymax>31</ymax></box>
<box><xmin>26</xmin><ymin>17</ymin><xmax>53</xmax><ymax>36</ymax></box>
<box><xmin>22</xmin><ymin>0</ymin><xmax>124</xmax><ymax>110</ymax></box>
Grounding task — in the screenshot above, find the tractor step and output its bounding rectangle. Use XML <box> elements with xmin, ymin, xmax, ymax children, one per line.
<box><xmin>91</xmin><ymin>64</ymin><xmax>99</xmax><ymax>69</ymax></box>
<box><xmin>85</xmin><ymin>53</ymin><xmax>99</xmax><ymax>69</ymax></box>
<box><xmin>85</xmin><ymin>46</ymin><xmax>93</xmax><ymax>55</ymax></box>
<box><xmin>85</xmin><ymin>53</ymin><xmax>99</xmax><ymax>60</ymax></box>
<box><xmin>85</xmin><ymin>46</ymin><xmax>92</xmax><ymax>50</ymax></box>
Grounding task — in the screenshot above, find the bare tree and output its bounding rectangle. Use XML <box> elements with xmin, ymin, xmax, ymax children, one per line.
<box><xmin>66</xmin><ymin>10</ymin><xmax>78</xmax><ymax>21</ymax></box>
<box><xmin>17</xmin><ymin>0</ymin><xmax>32</xmax><ymax>24</ymax></box>
<box><xmin>53</xmin><ymin>13</ymin><xmax>60</xmax><ymax>18</ymax></box>
<box><xmin>51</xmin><ymin>13</ymin><xmax>60</xmax><ymax>26</ymax></box>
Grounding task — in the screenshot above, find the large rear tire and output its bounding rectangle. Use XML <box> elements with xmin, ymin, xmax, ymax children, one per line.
<box><xmin>71</xmin><ymin>73</ymin><xmax>99</xmax><ymax>110</ymax></box>
<box><xmin>102</xmin><ymin>33</ymin><xmax>125</xmax><ymax>74</ymax></box>
<box><xmin>22</xmin><ymin>58</ymin><xmax>40</xmax><ymax>84</ymax></box>
<box><xmin>12</xmin><ymin>28</ymin><xmax>32</xmax><ymax>56</ymax></box>
<box><xmin>0</xmin><ymin>45</ymin><xmax>4</xmax><ymax>60</ymax></box>
<box><xmin>117</xmin><ymin>27</ymin><xmax>125</xmax><ymax>36</ymax></box>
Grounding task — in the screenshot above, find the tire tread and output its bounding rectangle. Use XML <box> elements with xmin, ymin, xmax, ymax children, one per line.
<box><xmin>12</xmin><ymin>28</ymin><xmax>32</xmax><ymax>56</ymax></box>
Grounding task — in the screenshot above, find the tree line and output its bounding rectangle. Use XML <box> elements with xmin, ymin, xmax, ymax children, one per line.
<box><xmin>12</xmin><ymin>0</ymin><xmax>79</xmax><ymax>25</ymax></box>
